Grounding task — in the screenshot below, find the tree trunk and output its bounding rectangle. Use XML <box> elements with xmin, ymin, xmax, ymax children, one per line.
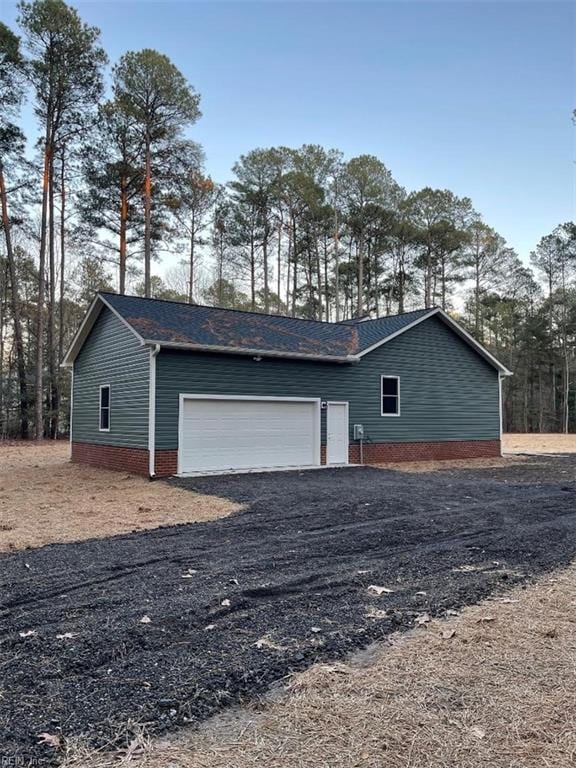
<box><xmin>35</xmin><ymin>140</ymin><xmax>52</xmax><ymax>440</ymax></box>
<box><xmin>398</xmin><ymin>248</ymin><xmax>405</xmax><ymax>314</ymax></box>
<box><xmin>315</xmin><ymin>241</ymin><xmax>322</xmax><ymax>320</ymax></box>
<box><xmin>356</xmin><ymin>235</ymin><xmax>364</xmax><ymax>318</ymax></box>
<box><xmin>56</xmin><ymin>149</ymin><xmax>66</xmax><ymax>438</ymax></box>
<box><xmin>119</xmin><ymin>173</ymin><xmax>128</xmax><ymax>294</ymax></box>
<box><xmin>285</xmin><ymin>226</ymin><xmax>292</xmax><ymax>311</ymax></box>
<box><xmin>0</xmin><ymin>161</ymin><xmax>29</xmax><ymax>438</ymax></box>
<box><xmin>425</xmin><ymin>239</ymin><xmax>433</xmax><ymax>308</ymax></box>
<box><xmin>563</xmin><ymin>344</ymin><xmax>570</xmax><ymax>433</ymax></box>
<box><xmin>218</xmin><ymin>233</ymin><xmax>224</xmax><ymax>306</ymax></box>
<box><xmin>143</xmin><ymin>135</ymin><xmax>152</xmax><ymax>297</ymax></box>
<box><xmin>188</xmin><ymin>208</ymin><xmax>195</xmax><ymax>303</ymax></box>
<box><xmin>548</xmin><ymin>274</ymin><xmax>555</xmax><ymax>430</ymax></box>
<box><xmin>474</xmin><ymin>255</ymin><xmax>481</xmax><ymax>338</ymax></box>
<box><xmin>276</xmin><ymin>218</ymin><xmax>282</xmax><ymax>314</ymax></box>
<box><xmin>58</xmin><ymin>150</ymin><xmax>66</xmax><ymax>366</ymax></box>
<box><xmin>333</xmin><ymin>192</ymin><xmax>340</xmax><ymax>322</ymax></box>
<box><xmin>441</xmin><ymin>254</ymin><xmax>447</xmax><ymax>310</ymax></box>
<box><xmin>291</xmin><ymin>216</ymin><xmax>297</xmax><ymax>317</ymax></box>
<box><xmin>263</xmin><ymin>226</ymin><xmax>269</xmax><ymax>313</ymax></box>
<box><xmin>47</xmin><ymin>152</ymin><xmax>58</xmax><ymax>439</ymax></box>
<box><xmin>323</xmin><ymin>235</ymin><xmax>329</xmax><ymax>322</ymax></box>
<box><xmin>0</xmin><ymin>270</ymin><xmax>4</xmax><ymax>436</ymax></box>
<box><xmin>249</xmin><ymin>225</ymin><xmax>256</xmax><ymax>311</ymax></box>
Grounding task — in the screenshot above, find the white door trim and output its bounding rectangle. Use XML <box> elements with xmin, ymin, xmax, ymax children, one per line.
<box><xmin>177</xmin><ymin>394</ymin><xmax>322</xmax><ymax>475</ymax></box>
<box><xmin>326</xmin><ymin>400</ymin><xmax>350</xmax><ymax>465</ymax></box>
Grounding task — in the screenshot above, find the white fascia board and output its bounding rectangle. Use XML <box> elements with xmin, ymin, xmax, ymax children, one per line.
<box><xmin>356</xmin><ymin>307</ymin><xmax>512</xmax><ymax>377</ymax></box>
<box><xmin>146</xmin><ymin>339</ymin><xmax>359</xmax><ymax>364</ymax></box>
<box><xmin>61</xmin><ymin>294</ymin><xmax>146</xmax><ymax>367</ymax></box>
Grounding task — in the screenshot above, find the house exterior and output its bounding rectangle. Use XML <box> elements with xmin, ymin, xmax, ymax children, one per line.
<box><xmin>62</xmin><ymin>292</ymin><xmax>512</xmax><ymax>477</ymax></box>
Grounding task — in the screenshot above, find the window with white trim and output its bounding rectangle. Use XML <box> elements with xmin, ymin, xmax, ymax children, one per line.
<box><xmin>381</xmin><ymin>376</ymin><xmax>400</xmax><ymax>416</ymax></box>
<box><xmin>99</xmin><ymin>385</ymin><xmax>110</xmax><ymax>431</ymax></box>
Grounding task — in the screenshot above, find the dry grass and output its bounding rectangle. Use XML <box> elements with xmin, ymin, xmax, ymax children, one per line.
<box><xmin>372</xmin><ymin>455</ymin><xmax>526</xmax><ymax>473</ymax></box>
<box><xmin>0</xmin><ymin>442</ymin><xmax>238</xmax><ymax>553</ymax></box>
<box><xmin>372</xmin><ymin>433</ymin><xmax>576</xmax><ymax>474</ymax></box>
<box><xmin>504</xmin><ymin>433</ymin><xmax>576</xmax><ymax>454</ymax></box>
<box><xmin>62</xmin><ymin>563</ymin><xmax>576</xmax><ymax>768</ymax></box>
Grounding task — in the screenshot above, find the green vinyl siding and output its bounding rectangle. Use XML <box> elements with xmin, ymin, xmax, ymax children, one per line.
<box><xmin>73</xmin><ymin>307</ymin><xmax>149</xmax><ymax>447</ymax></box>
<box><xmin>155</xmin><ymin>315</ymin><xmax>500</xmax><ymax>450</ymax></box>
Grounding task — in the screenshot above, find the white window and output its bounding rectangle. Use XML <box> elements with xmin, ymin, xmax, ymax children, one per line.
<box><xmin>99</xmin><ymin>385</ymin><xmax>110</xmax><ymax>431</ymax></box>
<box><xmin>381</xmin><ymin>376</ymin><xmax>400</xmax><ymax>416</ymax></box>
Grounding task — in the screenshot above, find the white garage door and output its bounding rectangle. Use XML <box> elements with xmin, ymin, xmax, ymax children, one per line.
<box><xmin>179</xmin><ymin>397</ymin><xmax>319</xmax><ymax>474</ymax></box>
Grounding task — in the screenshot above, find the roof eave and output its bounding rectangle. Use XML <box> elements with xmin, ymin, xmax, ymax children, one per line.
<box><xmin>143</xmin><ymin>339</ymin><xmax>360</xmax><ymax>364</ymax></box>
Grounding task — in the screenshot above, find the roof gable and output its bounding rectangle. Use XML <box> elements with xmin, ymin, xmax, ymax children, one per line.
<box><xmin>355</xmin><ymin>307</ymin><xmax>511</xmax><ymax>375</ymax></box>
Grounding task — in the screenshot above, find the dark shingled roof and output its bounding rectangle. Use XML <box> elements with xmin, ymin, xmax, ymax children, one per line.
<box><xmin>100</xmin><ymin>292</ymin><xmax>432</xmax><ymax>360</ymax></box>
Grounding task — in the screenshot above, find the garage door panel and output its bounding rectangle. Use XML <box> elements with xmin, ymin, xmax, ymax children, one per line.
<box><xmin>180</xmin><ymin>398</ymin><xmax>318</xmax><ymax>473</ymax></box>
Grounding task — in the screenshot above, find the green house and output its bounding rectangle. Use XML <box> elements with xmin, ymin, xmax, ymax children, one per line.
<box><xmin>62</xmin><ymin>293</ymin><xmax>511</xmax><ymax>477</ymax></box>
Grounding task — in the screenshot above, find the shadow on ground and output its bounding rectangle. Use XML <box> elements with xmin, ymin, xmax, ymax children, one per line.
<box><xmin>1</xmin><ymin>456</ymin><xmax>575</xmax><ymax>763</ymax></box>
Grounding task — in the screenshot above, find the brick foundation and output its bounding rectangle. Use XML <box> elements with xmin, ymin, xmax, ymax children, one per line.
<box><xmin>73</xmin><ymin>439</ymin><xmax>501</xmax><ymax>478</ymax></box>
<box><xmin>71</xmin><ymin>442</ymin><xmax>150</xmax><ymax>476</ymax></box>
<box><xmin>154</xmin><ymin>449</ymin><xmax>178</xmax><ymax>477</ymax></box>
<box><xmin>347</xmin><ymin>439</ymin><xmax>501</xmax><ymax>464</ymax></box>
<box><xmin>72</xmin><ymin>442</ymin><xmax>179</xmax><ymax>478</ymax></box>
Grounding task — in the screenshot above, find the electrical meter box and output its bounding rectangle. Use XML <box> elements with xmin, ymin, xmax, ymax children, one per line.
<box><xmin>353</xmin><ymin>424</ymin><xmax>364</xmax><ymax>440</ymax></box>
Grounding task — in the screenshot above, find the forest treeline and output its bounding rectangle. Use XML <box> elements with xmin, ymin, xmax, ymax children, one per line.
<box><xmin>0</xmin><ymin>0</ymin><xmax>574</xmax><ymax>440</ymax></box>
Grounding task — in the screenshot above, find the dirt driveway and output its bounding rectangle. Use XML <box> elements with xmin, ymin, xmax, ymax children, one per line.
<box><xmin>1</xmin><ymin>456</ymin><xmax>576</xmax><ymax>763</ymax></box>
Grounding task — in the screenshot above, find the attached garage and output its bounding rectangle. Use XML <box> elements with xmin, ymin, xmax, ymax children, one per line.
<box><xmin>177</xmin><ymin>396</ymin><xmax>321</xmax><ymax>474</ymax></box>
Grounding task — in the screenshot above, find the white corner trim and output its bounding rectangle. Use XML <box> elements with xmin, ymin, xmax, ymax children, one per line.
<box><xmin>69</xmin><ymin>364</ymin><xmax>74</xmax><ymax>457</ymax></box>
<box><xmin>498</xmin><ymin>372</ymin><xmax>503</xmax><ymax>452</ymax></box>
<box><xmin>380</xmin><ymin>375</ymin><xmax>401</xmax><ymax>417</ymax></box>
<box><xmin>148</xmin><ymin>344</ymin><xmax>161</xmax><ymax>477</ymax></box>
<box><xmin>177</xmin><ymin>394</ymin><xmax>322</xmax><ymax>476</ymax></box>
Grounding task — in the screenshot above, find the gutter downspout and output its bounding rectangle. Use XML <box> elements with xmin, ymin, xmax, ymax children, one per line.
<box><xmin>148</xmin><ymin>344</ymin><xmax>161</xmax><ymax>478</ymax></box>
<box><xmin>498</xmin><ymin>371</ymin><xmax>503</xmax><ymax>457</ymax></box>
<box><xmin>69</xmin><ymin>363</ymin><xmax>74</xmax><ymax>459</ymax></box>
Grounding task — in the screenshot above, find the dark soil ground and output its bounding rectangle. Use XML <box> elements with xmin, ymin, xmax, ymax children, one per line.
<box><xmin>1</xmin><ymin>456</ymin><xmax>576</xmax><ymax>764</ymax></box>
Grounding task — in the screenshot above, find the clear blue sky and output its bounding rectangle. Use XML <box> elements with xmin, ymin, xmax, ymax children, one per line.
<box><xmin>2</xmin><ymin>0</ymin><xmax>574</xmax><ymax>262</ymax></box>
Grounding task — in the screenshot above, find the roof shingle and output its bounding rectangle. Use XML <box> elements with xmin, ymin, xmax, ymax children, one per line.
<box><xmin>101</xmin><ymin>293</ymin><xmax>431</xmax><ymax>360</ymax></box>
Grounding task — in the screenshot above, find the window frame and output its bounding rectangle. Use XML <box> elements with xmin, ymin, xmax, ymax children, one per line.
<box><xmin>99</xmin><ymin>384</ymin><xmax>111</xmax><ymax>432</ymax></box>
<box><xmin>380</xmin><ymin>375</ymin><xmax>400</xmax><ymax>417</ymax></box>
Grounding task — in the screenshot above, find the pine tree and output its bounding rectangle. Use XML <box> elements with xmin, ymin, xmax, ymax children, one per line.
<box><xmin>18</xmin><ymin>0</ymin><xmax>106</xmax><ymax>438</ymax></box>
<box><xmin>113</xmin><ymin>49</ymin><xmax>201</xmax><ymax>297</ymax></box>
<box><xmin>0</xmin><ymin>22</ymin><xmax>29</xmax><ymax>437</ymax></box>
